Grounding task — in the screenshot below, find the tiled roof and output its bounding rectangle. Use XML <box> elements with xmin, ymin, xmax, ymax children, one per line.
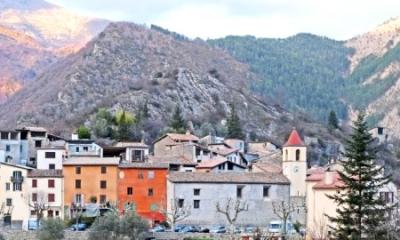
<box><xmin>197</xmin><ymin>158</ymin><xmax>245</xmax><ymax>169</ymax></box>
<box><xmin>166</xmin><ymin>133</ymin><xmax>199</xmax><ymax>142</ymax></box>
<box><xmin>119</xmin><ymin>162</ymin><xmax>169</xmax><ymax>169</ymax></box>
<box><xmin>17</xmin><ymin>126</ymin><xmax>47</xmax><ymax>132</ymax></box>
<box><xmin>284</xmin><ymin>128</ymin><xmax>305</xmax><ymax>147</ymax></box>
<box><xmin>113</xmin><ymin>141</ymin><xmax>148</xmax><ymax>148</ymax></box>
<box><xmin>63</xmin><ymin>157</ymin><xmax>120</xmax><ymax>165</ymax></box>
<box><xmin>168</xmin><ymin>172</ymin><xmax>290</xmax><ymax>184</ymax></box>
<box><xmin>252</xmin><ymin>162</ymin><xmax>282</xmax><ymax>174</ymax></box>
<box><xmin>28</xmin><ymin>169</ymin><xmax>63</xmax><ymax>178</ymax></box>
<box><xmin>306</xmin><ymin>170</ymin><xmax>343</xmax><ymax>190</ymax></box>
<box><xmin>149</xmin><ymin>155</ymin><xmax>196</xmax><ymax>165</ymax></box>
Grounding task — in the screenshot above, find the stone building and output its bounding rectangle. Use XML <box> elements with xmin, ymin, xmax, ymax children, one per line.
<box><xmin>167</xmin><ymin>172</ymin><xmax>290</xmax><ymax>226</ymax></box>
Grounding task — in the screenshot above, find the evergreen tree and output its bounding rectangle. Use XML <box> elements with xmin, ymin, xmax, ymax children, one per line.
<box><xmin>170</xmin><ymin>105</ymin><xmax>186</xmax><ymax>133</ymax></box>
<box><xmin>328</xmin><ymin>110</ymin><xmax>339</xmax><ymax>130</ymax></box>
<box><xmin>226</xmin><ymin>104</ymin><xmax>244</xmax><ymax>139</ymax></box>
<box><xmin>115</xmin><ymin>110</ymin><xmax>135</xmax><ymax>140</ymax></box>
<box><xmin>327</xmin><ymin>113</ymin><xmax>392</xmax><ymax>239</ymax></box>
<box><xmin>77</xmin><ymin>126</ymin><xmax>91</xmax><ymax>139</ymax></box>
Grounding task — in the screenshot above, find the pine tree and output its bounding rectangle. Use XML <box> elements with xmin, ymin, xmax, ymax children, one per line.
<box><xmin>115</xmin><ymin>110</ymin><xmax>135</xmax><ymax>140</ymax></box>
<box><xmin>170</xmin><ymin>105</ymin><xmax>186</xmax><ymax>133</ymax></box>
<box><xmin>226</xmin><ymin>104</ymin><xmax>244</xmax><ymax>139</ymax></box>
<box><xmin>328</xmin><ymin>110</ymin><xmax>339</xmax><ymax>130</ymax></box>
<box><xmin>327</xmin><ymin>113</ymin><xmax>392</xmax><ymax>239</ymax></box>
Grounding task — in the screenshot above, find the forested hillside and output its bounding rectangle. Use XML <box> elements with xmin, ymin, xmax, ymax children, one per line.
<box><xmin>208</xmin><ymin>34</ymin><xmax>353</xmax><ymax>122</ymax></box>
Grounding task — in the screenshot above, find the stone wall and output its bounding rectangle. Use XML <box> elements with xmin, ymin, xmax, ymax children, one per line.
<box><xmin>0</xmin><ymin>228</ymin><xmax>88</xmax><ymax>240</ymax></box>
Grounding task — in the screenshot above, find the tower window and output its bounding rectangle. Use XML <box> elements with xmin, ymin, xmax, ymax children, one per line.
<box><xmin>295</xmin><ymin>149</ymin><xmax>300</xmax><ymax>161</ymax></box>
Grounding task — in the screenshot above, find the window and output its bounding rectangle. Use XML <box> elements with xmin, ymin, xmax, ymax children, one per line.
<box><xmin>227</xmin><ymin>162</ymin><xmax>234</xmax><ymax>170</ymax></box>
<box><xmin>32</xmin><ymin>193</ymin><xmax>37</xmax><ymax>202</ymax></box>
<box><xmin>55</xmin><ymin>211</ymin><xmax>59</xmax><ymax>217</ymax></box>
<box><xmin>193</xmin><ymin>200</ymin><xmax>200</xmax><ymax>209</ymax></box>
<box><xmin>6</xmin><ymin>198</ymin><xmax>12</xmax><ymax>206</ymax></box>
<box><xmin>45</xmin><ymin>152</ymin><xmax>56</xmax><ymax>158</ymax></box>
<box><xmin>76</xmin><ymin>166</ymin><xmax>81</xmax><ymax>174</ymax></box>
<box><xmin>263</xmin><ymin>186</ymin><xmax>270</xmax><ymax>198</ymax></box>
<box><xmin>5</xmin><ymin>183</ymin><xmax>10</xmax><ymax>191</ymax></box>
<box><xmin>194</xmin><ymin>189</ymin><xmax>200</xmax><ymax>196</ymax></box>
<box><xmin>48</xmin><ymin>194</ymin><xmax>55</xmax><ymax>202</ymax></box>
<box><xmin>380</xmin><ymin>192</ymin><xmax>394</xmax><ymax>204</ymax></box>
<box><xmin>138</xmin><ymin>172</ymin><xmax>144</xmax><ymax>179</ymax></box>
<box><xmin>148</xmin><ymin>188</ymin><xmax>153</xmax><ymax>197</ymax></box>
<box><xmin>101</xmin><ymin>166</ymin><xmax>107</xmax><ymax>174</ymax></box>
<box><xmin>83</xmin><ymin>146</ymin><xmax>89</xmax><ymax>151</ymax></box>
<box><xmin>48</xmin><ymin>210</ymin><xmax>54</xmax><ymax>218</ymax></box>
<box><xmin>148</xmin><ymin>171</ymin><xmax>155</xmax><ymax>179</ymax></box>
<box><xmin>100</xmin><ymin>181</ymin><xmax>107</xmax><ymax>189</ymax></box>
<box><xmin>5</xmin><ymin>145</ymin><xmax>10</xmax><ymax>152</ymax></box>
<box><xmin>20</xmin><ymin>145</ymin><xmax>23</xmax><ymax>153</ymax></box>
<box><xmin>75</xmin><ymin>147</ymin><xmax>79</xmax><ymax>152</ymax></box>
<box><xmin>48</xmin><ymin>179</ymin><xmax>55</xmax><ymax>188</ymax></box>
<box><xmin>237</xmin><ymin>186</ymin><xmax>244</xmax><ymax>199</ymax></box>
<box><xmin>75</xmin><ymin>194</ymin><xmax>82</xmax><ymax>204</ymax></box>
<box><xmin>32</xmin><ymin>179</ymin><xmax>37</xmax><ymax>188</ymax></box>
<box><xmin>127</xmin><ymin>187</ymin><xmax>133</xmax><ymax>195</ymax></box>
<box><xmin>75</xmin><ymin>180</ymin><xmax>81</xmax><ymax>189</ymax></box>
<box><xmin>100</xmin><ymin>195</ymin><xmax>107</xmax><ymax>204</ymax></box>
<box><xmin>285</xmin><ymin>150</ymin><xmax>288</xmax><ymax>161</ymax></box>
<box><xmin>0</xmin><ymin>132</ymin><xmax>8</xmax><ymax>140</ymax></box>
<box><xmin>295</xmin><ymin>149</ymin><xmax>300</xmax><ymax>161</ymax></box>
<box><xmin>133</xmin><ymin>150</ymin><xmax>143</xmax><ymax>161</ymax></box>
<box><xmin>178</xmin><ymin>199</ymin><xmax>184</xmax><ymax>208</ymax></box>
<box><xmin>49</xmin><ymin>164</ymin><xmax>55</xmax><ymax>170</ymax></box>
<box><xmin>378</xmin><ymin>127</ymin><xmax>384</xmax><ymax>135</ymax></box>
<box><xmin>13</xmin><ymin>183</ymin><xmax>22</xmax><ymax>191</ymax></box>
<box><xmin>10</xmin><ymin>132</ymin><xmax>17</xmax><ymax>140</ymax></box>
<box><xmin>35</xmin><ymin>140</ymin><xmax>42</xmax><ymax>148</ymax></box>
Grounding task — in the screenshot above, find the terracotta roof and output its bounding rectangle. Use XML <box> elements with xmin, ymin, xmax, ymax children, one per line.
<box><xmin>63</xmin><ymin>157</ymin><xmax>120</xmax><ymax>165</ymax></box>
<box><xmin>113</xmin><ymin>141</ymin><xmax>148</xmax><ymax>148</ymax></box>
<box><xmin>306</xmin><ymin>170</ymin><xmax>343</xmax><ymax>190</ymax></box>
<box><xmin>148</xmin><ymin>155</ymin><xmax>196</xmax><ymax>166</ymax></box>
<box><xmin>167</xmin><ymin>133</ymin><xmax>199</xmax><ymax>142</ymax></box>
<box><xmin>119</xmin><ymin>162</ymin><xmax>169</xmax><ymax>169</ymax></box>
<box><xmin>252</xmin><ymin>162</ymin><xmax>282</xmax><ymax>174</ymax></box>
<box><xmin>168</xmin><ymin>172</ymin><xmax>290</xmax><ymax>184</ymax></box>
<box><xmin>28</xmin><ymin>169</ymin><xmax>63</xmax><ymax>178</ymax></box>
<box><xmin>284</xmin><ymin>129</ymin><xmax>305</xmax><ymax>147</ymax></box>
<box><xmin>215</xmin><ymin>148</ymin><xmax>239</xmax><ymax>156</ymax></box>
<box><xmin>197</xmin><ymin>158</ymin><xmax>245</xmax><ymax>169</ymax></box>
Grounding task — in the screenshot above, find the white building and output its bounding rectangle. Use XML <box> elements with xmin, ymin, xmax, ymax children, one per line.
<box><xmin>27</xmin><ymin>169</ymin><xmax>64</xmax><ymax>219</ymax></box>
<box><xmin>167</xmin><ymin>172</ymin><xmax>290</xmax><ymax>226</ymax></box>
<box><xmin>0</xmin><ymin>162</ymin><xmax>32</xmax><ymax>228</ymax></box>
<box><xmin>66</xmin><ymin>140</ymin><xmax>103</xmax><ymax>157</ymax></box>
<box><xmin>36</xmin><ymin>147</ymin><xmax>66</xmax><ymax>170</ymax></box>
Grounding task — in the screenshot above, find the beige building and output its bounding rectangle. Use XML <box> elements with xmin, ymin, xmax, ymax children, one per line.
<box><xmin>282</xmin><ymin>129</ymin><xmax>307</xmax><ymax>196</ymax></box>
<box><xmin>153</xmin><ymin>132</ymin><xmax>199</xmax><ymax>157</ymax></box>
<box><xmin>27</xmin><ymin>169</ymin><xmax>64</xmax><ymax>219</ymax></box>
<box><xmin>0</xmin><ymin>162</ymin><xmax>32</xmax><ymax>228</ymax></box>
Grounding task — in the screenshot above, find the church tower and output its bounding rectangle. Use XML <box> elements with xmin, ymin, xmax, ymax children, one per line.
<box><xmin>282</xmin><ymin>128</ymin><xmax>307</xmax><ymax>196</ymax></box>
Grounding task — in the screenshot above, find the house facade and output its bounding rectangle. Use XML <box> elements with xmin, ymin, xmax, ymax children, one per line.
<box><xmin>63</xmin><ymin>157</ymin><xmax>119</xmax><ymax>216</ymax></box>
<box><xmin>36</xmin><ymin>147</ymin><xmax>66</xmax><ymax>170</ymax></box>
<box><xmin>118</xmin><ymin>162</ymin><xmax>169</xmax><ymax>224</ymax></box>
<box><xmin>0</xmin><ymin>162</ymin><xmax>32</xmax><ymax>228</ymax></box>
<box><xmin>167</xmin><ymin>172</ymin><xmax>290</xmax><ymax>226</ymax></box>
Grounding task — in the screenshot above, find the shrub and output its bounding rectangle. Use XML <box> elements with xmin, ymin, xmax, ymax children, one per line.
<box><xmin>37</xmin><ymin>218</ymin><xmax>65</xmax><ymax>240</ymax></box>
<box><xmin>88</xmin><ymin>209</ymin><xmax>149</xmax><ymax>240</ymax></box>
<box><xmin>77</xmin><ymin>126</ymin><xmax>91</xmax><ymax>139</ymax></box>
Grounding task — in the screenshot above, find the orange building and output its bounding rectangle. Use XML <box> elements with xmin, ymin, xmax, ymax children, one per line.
<box><xmin>118</xmin><ymin>162</ymin><xmax>169</xmax><ymax>225</ymax></box>
<box><xmin>63</xmin><ymin>157</ymin><xmax>120</xmax><ymax>214</ymax></box>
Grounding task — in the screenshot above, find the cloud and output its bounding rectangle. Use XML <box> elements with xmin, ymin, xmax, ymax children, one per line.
<box><xmin>47</xmin><ymin>0</ymin><xmax>400</xmax><ymax>40</ymax></box>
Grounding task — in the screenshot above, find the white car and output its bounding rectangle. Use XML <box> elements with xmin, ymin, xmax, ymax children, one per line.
<box><xmin>268</xmin><ymin>220</ymin><xmax>296</xmax><ymax>235</ymax></box>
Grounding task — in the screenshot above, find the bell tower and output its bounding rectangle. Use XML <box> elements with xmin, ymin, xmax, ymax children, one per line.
<box><xmin>282</xmin><ymin>128</ymin><xmax>307</xmax><ymax>196</ymax></box>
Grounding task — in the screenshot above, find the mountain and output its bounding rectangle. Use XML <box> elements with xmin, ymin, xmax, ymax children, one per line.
<box><xmin>0</xmin><ymin>0</ymin><xmax>108</xmax><ymax>101</ymax></box>
<box><xmin>0</xmin><ymin>22</ymin><xmax>341</xmax><ymax>155</ymax></box>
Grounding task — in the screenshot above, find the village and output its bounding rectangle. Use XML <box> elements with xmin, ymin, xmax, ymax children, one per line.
<box><xmin>0</xmin><ymin>124</ymin><xmax>397</xmax><ymax>239</ymax></box>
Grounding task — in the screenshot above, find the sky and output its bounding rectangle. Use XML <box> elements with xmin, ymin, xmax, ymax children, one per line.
<box><xmin>47</xmin><ymin>0</ymin><xmax>400</xmax><ymax>40</ymax></box>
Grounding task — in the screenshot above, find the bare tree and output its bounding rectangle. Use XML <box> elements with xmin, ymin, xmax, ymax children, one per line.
<box><xmin>162</xmin><ymin>198</ymin><xmax>191</xmax><ymax>230</ymax></box>
<box><xmin>272</xmin><ymin>199</ymin><xmax>305</xmax><ymax>240</ymax></box>
<box><xmin>309</xmin><ymin>218</ymin><xmax>330</xmax><ymax>240</ymax></box>
<box><xmin>216</xmin><ymin>198</ymin><xmax>249</xmax><ymax>233</ymax></box>
<box><xmin>26</xmin><ymin>191</ymin><xmax>50</xmax><ymax>228</ymax></box>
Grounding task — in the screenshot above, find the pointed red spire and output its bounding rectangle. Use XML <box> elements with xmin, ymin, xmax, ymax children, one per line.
<box><xmin>284</xmin><ymin>128</ymin><xmax>305</xmax><ymax>147</ymax></box>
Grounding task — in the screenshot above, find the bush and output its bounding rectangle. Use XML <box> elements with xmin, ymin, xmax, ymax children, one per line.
<box><xmin>37</xmin><ymin>218</ymin><xmax>65</xmax><ymax>240</ymax></box>
<box><xmin>88</xmin><ymin>209</ymin><xmax>149</xmax><ymax>240</ymax></box>
<box><xmin>77</xmin><ymin>126</ymin><xmax>91</xmax><ymax>139</ymax></box>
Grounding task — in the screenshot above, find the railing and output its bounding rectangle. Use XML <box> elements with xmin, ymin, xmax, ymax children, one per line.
<box><xmin>10</xmin><ymin>176</ymin><xmax>24</xmax><ymax>183</ymax></box>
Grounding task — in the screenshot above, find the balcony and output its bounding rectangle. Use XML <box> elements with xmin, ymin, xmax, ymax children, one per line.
<box><xmin>10</xmin><ymin>176</ymin><xmax>24</xmax><ymax>183</ymax></box>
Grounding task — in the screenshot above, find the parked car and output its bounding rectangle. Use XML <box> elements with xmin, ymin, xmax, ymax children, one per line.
<box><xmin>28</xmin><ymin>218</ymin><xmax>40</xmax><ymax>230</ymax></box>
<box><xmin>244</xmin><ymin>225</ymin><xmax>255</xmax><ymax>233</ymax></box>
<box><xmin>180</xmin><ymin>225</ymin><xmax>199</xmax><ymax>233</ymax></box>
<box><xmin>210</xmin><ymin>225</ymin><xmax>226</xmax><ymax>233</ymax></box>
<box><xmin>200</xmin><ymin>227</ymin><xmax>210</xmax><ymax>233</ymax></box>
<box><xmin>150</xmin><ymin>225</ymin><xmax>165</xmax><ymax>232</ymax></box>
<box><xmin>268</xmin><ymin>220</ymin><xmax>295</xmax><ymax>235</ymax></box>
<box><xmin>234</xmin><ymin>227</ymin><xmax>241</xmax><ymax>233</ymax></box>
<box><xmin>71</xmin><ymin>223</ymin><xmax>87</xmax><ymax>231</ymax></box>
<box><xmin>174</xmin><ymin>224</ymin><xmax>186</xmax><ymax>232</ymax></box>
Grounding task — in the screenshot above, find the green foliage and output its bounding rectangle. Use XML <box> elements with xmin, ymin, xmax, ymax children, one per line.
<box><xmin>77</xmin><ymin>126</ymin><xmax>91</xmax><ymax>139</ymax></box>
<box><xmin>209</xmin><ymin>34</ymin><xmax>352</xmax><ymax>121</ymax></box>
<box><xmin>115</xmin><ymin>110</ymin><xmax>135</xmax><ymax>141</ymax></box>
<box><xmin>328</xmin><ymin>110</ymin><xmax>339</xmax><ymax>131</ymax></box>
<box><xmin>226</xmin><ymin>104</ymin><xmax>244</xmax><ymax>139</ymax></box>
<box><xmin>170</xmin><ymin>105</ymin><xmax>186</xmax><ymax>133</ymax></box>
<box><xmin>88</xmin><ymin>209</ymin><xmax>149</xmax><ymax>240</ymax></box>
<box><xmin>327</xmin><ymin>113</ymin><xmax>393</xmax><ymax>239</ymax></box>
<box><xmin>37</xmin><ymin>218</ymin><xmax>65</xmax><ymax>240</ymax></box>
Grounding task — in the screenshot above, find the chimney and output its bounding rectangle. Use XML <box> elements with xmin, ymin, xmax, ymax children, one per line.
<box><xmin>324</xmin><ymin>171</ymin><xmax>334</xmax><ymax>185</ymax></box>
<box><xmin>186</xmin><ymin>130</ymin><xmax>191</xmax><ymax>135</ymax></box>
<box><xmin>71</xmin><ymin>133</ymin><xmax>79</xmax><ymax>140</ymax></box>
